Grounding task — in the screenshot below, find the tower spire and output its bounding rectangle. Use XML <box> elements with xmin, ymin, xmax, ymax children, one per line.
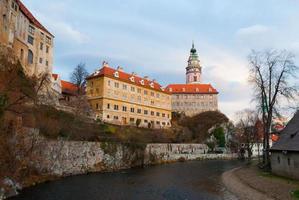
<box><xmin>186</xmin><ymin>41</ymin><xmax>201</xmax><ymax>84</ymax></box>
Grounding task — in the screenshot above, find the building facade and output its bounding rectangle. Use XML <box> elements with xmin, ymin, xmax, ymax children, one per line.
<box><xmin>86</xmin><ymin>64</ymin><xmax>172</xmax><ymax>128</ymax></box>
<box><xmin>0</xmin><ymin>0</ymin><xmax>54</xmax><ymax>76</ymax></box>
<box><xmin>166</xmin><ymin>43</ymin><xmax>219</xmax><ymax>116</ymax></box>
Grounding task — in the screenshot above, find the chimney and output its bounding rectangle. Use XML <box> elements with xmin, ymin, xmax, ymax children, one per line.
<box><xmin>117</xmin><ymin>66</ymin><xmax>124</xmax><ymax>72</ymax></box>
<box><xmin>144</xmin><ymin>76</ymin><xmax>150</xmax><ymax>81</ymax></box>
<box><xmin>102</xmin><ymin>61</ymin><xmax>109</xmax><ymax>67</ymax></box>
<box><xmin>131</xmin><ymin>72</ymin><xmax>137</xmax><ymax>76</ymax></box>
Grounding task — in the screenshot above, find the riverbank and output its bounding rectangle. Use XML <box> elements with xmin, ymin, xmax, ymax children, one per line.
<box><xmin>0</xmin><ymin>128</ymin><xmax>238</xmax><ymax>199</ymax></box>
<box><xmin>222</xmin><ymin>164</ymin><xmax>299</xmax><ymax>200</ymax></box>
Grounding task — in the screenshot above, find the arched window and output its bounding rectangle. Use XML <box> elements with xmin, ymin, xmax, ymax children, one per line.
<box><xmin>28</xmin><ymin>50</ymin><xmax>33</xmax><ymax>64</ymax></box>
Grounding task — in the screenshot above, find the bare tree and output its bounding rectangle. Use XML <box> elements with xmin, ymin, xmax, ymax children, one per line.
<box><xmin>248</xmin><ymin>49</ymin><xmax>298</xmax><ymax>168</ymax></box>
<box><xmin>235</xmin><ymin>109</ymin><xmax>259</xmax><ymax>161</ymax></box>
<box><xmin>70</xmin><ymin>63</ymin><xmax>88</xmax><ymax>95</ymax></box>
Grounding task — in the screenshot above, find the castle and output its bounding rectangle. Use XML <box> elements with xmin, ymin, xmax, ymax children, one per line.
<box><xmin>165</xmin><ymin>43</ymin><xmax>219</xmax><ymax>116</ymax></box>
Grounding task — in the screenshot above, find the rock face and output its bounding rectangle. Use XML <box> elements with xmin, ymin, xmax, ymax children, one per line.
<box><xmin>21</xmin><ymin>128</ymin><xmax>238</xmax><ymax>176</ymax></box>
<box><xmin>37</xmin><ymin>138</ymin><xmax>237</xmax><ymax>176</ymax></box>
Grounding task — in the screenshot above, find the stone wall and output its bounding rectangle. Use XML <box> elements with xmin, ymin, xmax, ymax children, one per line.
<box><xmin>271</xmin><ymin>151</ymin><xmax>299</xmax><ymax>180</ymax></box>
<box><xmin>37</xmin><ymin>137</ymin><xmax>237</xmax><ymax>176</ymax></box>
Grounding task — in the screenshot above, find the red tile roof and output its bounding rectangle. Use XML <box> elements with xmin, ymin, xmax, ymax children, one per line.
<box><xmin>52</xmin><ymin>73</ymin><xmax>58</xmax><ymax>81</ymax></box>
<box><xmin>165</xmin><ymin>84</ymin><xmax>218</xmax><ymax>94</ymax></box>
<box><xmin>16</xmin><ymin>0</ymin><xmax>54</xmax><ymax>37</ymax></box>
<box><xmin>61</xmin><ymin>80</ymin><xmax>78</xmax><ymax>95</ymax></box>
<box><xmin>87</xmin><ymin>66</ymin><xmax>169</xmax><ymax>94</ymax></box>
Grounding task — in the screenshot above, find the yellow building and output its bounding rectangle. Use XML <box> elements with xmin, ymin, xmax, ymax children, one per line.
<box><xmin>86</xmin><ymin>63</ymin><xmax>172</xmax><ymax>128</ymax></box>
<box><xmin>0</xmin><ymin>0</ymin><xmax>54</xmax><ymax>77</ymax></box>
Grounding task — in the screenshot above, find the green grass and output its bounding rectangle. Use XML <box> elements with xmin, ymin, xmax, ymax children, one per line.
<box><xmin>259</xmin><ymin>171</ymin><xmax>299</xmax><ymax>184</ymax></box>
<box><xmin>291</xmin><ymin>190</ymin><xmax>299</xmax><ymax>199</ymax></box>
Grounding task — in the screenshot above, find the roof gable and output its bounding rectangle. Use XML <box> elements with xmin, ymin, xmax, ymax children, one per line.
<box><xmin>271</xmin><ymin>111</ymin><xmax>299</xmax><ymax>152</ymax></box>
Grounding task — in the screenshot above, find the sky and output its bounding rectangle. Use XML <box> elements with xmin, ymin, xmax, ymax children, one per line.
<box><xmin>23</xmin><ymin>0</ymin><xmax>299</xmax><ymax>120</ymax></box>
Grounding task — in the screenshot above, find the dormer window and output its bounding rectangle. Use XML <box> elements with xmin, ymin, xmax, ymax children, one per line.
<box><xmin>150</xmin><ymin>82</ymin><xmax>154</xmax><ymax>88</ymax></box>
<box><xmin>140</xmin><ymin>79</ymin><xmax>144</xmax><ymax>85</ymax></box>
<box><xmin>182</xmin><ymin>88</ymin><xmax>186</xmax><ymax>92</ymax></box>
<box><xmin>114</xmin><ymin>71</ymin><xmax>119</xmax><ymax>78</ymax></box>
<box><xmin>130</xmin><ymin>76</ymin><xmax>135</xmax><ymax>82</ymax></box>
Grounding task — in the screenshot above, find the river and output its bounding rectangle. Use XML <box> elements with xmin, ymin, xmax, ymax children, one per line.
<box><xmin>9</xmin><ymin>160</ymin><xmax>243</xmax><ymax>200</ymax></box>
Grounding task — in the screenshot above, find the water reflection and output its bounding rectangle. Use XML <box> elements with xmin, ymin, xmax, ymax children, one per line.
<box><xmin>9</xmin><ymin>160</ymin><xmax>242</xmax><ymax>200</ymax></box>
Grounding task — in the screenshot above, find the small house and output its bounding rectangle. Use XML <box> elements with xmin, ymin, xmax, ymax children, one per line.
<box><xmin>270</xmin><ymin>111</ymin><xmax>299</xmax><ymax>180</ymax></box>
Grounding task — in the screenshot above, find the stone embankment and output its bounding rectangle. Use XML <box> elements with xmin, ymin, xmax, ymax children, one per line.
<box><xmin>39</xmin><ymin>134</ymin><xmax>238</xmax><ymax>176</ymax></box>
<box><xmin>14</xmin><ymin>128</ymin><xmax>236</xmax><ymax>176</ymax></box>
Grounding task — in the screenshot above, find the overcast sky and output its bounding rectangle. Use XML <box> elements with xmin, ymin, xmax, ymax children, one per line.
<box><xmin>23</xmin><ymin>0</ymin><xmax>299</xmax><ymax>120</ymax></box>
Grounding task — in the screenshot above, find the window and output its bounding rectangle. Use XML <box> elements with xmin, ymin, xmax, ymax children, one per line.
<box><xmin>123</xmin><ymin>84</ymin><xmax>127</xmax><ymax>90</ymax></box>
<box><xmin>20</xmin><ymin>49</ymin><xmax>24</xmax><ymax>60</ymax></box>
<box><xmin>131</xmin><ymin>86</ymin><xmax>135</xmax><ymax>92</ymax></box>
<box><xmin>107</xmin><ymin>80</ymin><xmax>111</xmax><ymax>86</ymax></box>
<box><xmin>46</xmin><ymin>46</ymin><xmax>49</xmax><ymax>53</ymax></box>
<box><xmin>194</xmin><ymin>76</ymin><xmax>197</xmax><ymax>82</ymax></box>
<box><xmin>277</xmin><ymin>156</ymin><xmax>280</xmax><ymax>164</ymax></box>
<box><xmin>27</xmin><ymin>50</ymin><xmax>33</xmax><ymax>64</ymax></box>
<box><xmin>96</xmin><ymin>103</ymin><xmax>99</xmax><ymax>109</ymax></box>
<box><xmin>151</xmin><ymin>92</ymin><xmax>154</xmax><ymax>97</ymax></box>
<box><xmin>144</xmin><ymin>90</ymin><xmax>148</xmax><ymax>95</ymax></box>
<box><xmin>107</xmin><ymin>104</ymin><xmax>110</xmax><ymax>109</ymax></box>
<box><xmin>156</xmin><ymin>93</ymin><xmax>160</xmax><ymax>98</ymax></box>
<box><xmin>162</xmin><ymin>113</ymin><xmax>166</xmax><ymax>117</ymax></box>
<box><xmin>130</xmin><ymin>108</ymin><xmax>135</xmax><ymax>113</ymax></box>
<box><xmin>107</xmin><ymin>115</ymin><xmax>110</xmax><ymax>119</ymax></box>
<box><xmin>151</xmin><ymin>111</ymin><xmax>154</xmax><ymax>116</ymax></box>
<box><xmin>40</xmin><ymin>32</ymin><xmax>44</xmax><ymax>39</ymax></box>
<box><xmin>28</xmin><ymin>25</ymin><xmax>35</xmax><ymax>35</ymax></box>
<box><xmin>46</xmin><ymin>36</ymin><xmax>51</xmax><ymax>45</ymax></box>
<box><xmin>122</xmin><ymin>106</ymin><xmax>127</xmax><ymax>112</ymax></box>
<box><xmin>150</xmin><ymin>100</ymin><xmax>154</xmax><ymax>105</ymax></box>
<box><xmin>137</xmin><ymin>88</ymin><xmax>141</xmax><ymax>93</ymax></box>
<box><xmin>114</xmin><ymin>82</ymin><xmax>119</xmax><ymax>88</ymax></box>
<box><xmin>114</xmin><ymin>105</ymin><xmax>119</xmax><ymax>110</ymax></box>
<box><xmin>130</xmin><ymin>118</ymin><xmax>135</xmax><ymax>122</ymax></box>
<box><xmin>114</xmin><ymin>116</ymin><xmax>119</xmax><ymax>120</ymax></box>
<box><xmin>288</xmin><ymin>158</ymin><xmax>291</xmax><ymax>166</ymax></box>
<box><xmin>27</xmin><ymin>35</ymin><xmax>34</xmax><ymax>45</ymax></box>
<box><xmin>144</xmin><ymin>110</ymin><xmax>148</xmax><ymax>115</ymax></box>
<box><xmin>39</xmin><ymin>57</ymin><xmax>43</xmax><ymax>64</ymax></box>
<box><xmin>137</xmin><ymin>109</ymin><xmax>141</xmax><ymax>114</ymax></box>
<box><xmin>144</xmin><ymin>120</ymin><xmax>148</xmax><ymax>123</ymax></box>
<box><xmin>156</xmin><ymin>112</ymin><xmax>160</xmax><ymax>117</ymax></box>
<box><xmin>156</xmin><ymin>121</ymin><xmax>160</xmax><ymax>125</ymax></box>
<box><xmin>167</xmin><ymin>114</ymin><xmax>170</xmax><ymax>118</ymax></box>
<box><xmin>46</xmin><ymin>60</ymin><xmax>49</xmax><ymax>66</ymax></box>
<box><xmin>40</xmin><ymin>42</ymin><xmax>43</xmax><ymax>50</ymax></box>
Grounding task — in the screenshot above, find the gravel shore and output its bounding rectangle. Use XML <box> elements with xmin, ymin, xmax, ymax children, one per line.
<box><xmin>222</xmin><ymin>165</ymin><xmax>299</xmax><ymax>200</ymax></box>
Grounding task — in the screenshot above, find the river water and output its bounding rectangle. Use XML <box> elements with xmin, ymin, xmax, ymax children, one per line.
<box><xmin>9</xmin><ymin>160</ymin><xmax>243</xmax><ymax>200</ymax></box>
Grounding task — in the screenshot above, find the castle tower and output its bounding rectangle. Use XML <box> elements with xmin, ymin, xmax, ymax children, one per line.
<box><xmin>186</xmin><ymin>42</ymin><xmax>202</xmax><ymax>84</ymax></box>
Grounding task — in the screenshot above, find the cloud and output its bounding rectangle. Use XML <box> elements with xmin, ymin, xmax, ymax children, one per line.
<box><xmin>51</xmin><ymin>22</ymin><xmax>90</xmax><ymax>44</ymax></box>
<box><xmin>236</xmin><ymin>24</ymin><xmax>270</xmax><ymax>37</ymax></box>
